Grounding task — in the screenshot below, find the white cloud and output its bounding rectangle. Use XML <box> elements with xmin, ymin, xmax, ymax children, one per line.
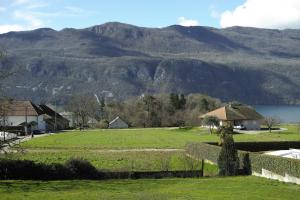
<box><xmin>220</xmin><ymin>0</ymin><xmax>300</xmax><ymax>29</ymax></box>
<box><xmin>13</xmin><ymin>10</ymin><xmax>44</xmax><ymax>28</ymax></box>
<box><xmin>177</xmin><ymin>17</ymin><xmax>199</xmax><ymax>26</ymax></box>
<box><xmin>0</xmin><ymin>24</ymin><xmax>25</xmax><ymax>34</ymax></box>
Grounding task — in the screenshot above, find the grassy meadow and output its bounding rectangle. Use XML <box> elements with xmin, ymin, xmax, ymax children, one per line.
<box><xmin>1</xmin><ymin>151</ymin><xmax>218</xmax><ymax>175</ymax></box>
<box><xmin>1</xmin><ymin>176</ymin><xmax>300</xmax><ymax>200</ymax></box>
<box><xmin>20</xmin><ymin>125</ymin><xmax>300</xmax><ymax>150</ymax></box>
<box><xmin>1</xmin><ymin>125</ymin><xmax>298</xmax><ymax>174</ymax></box>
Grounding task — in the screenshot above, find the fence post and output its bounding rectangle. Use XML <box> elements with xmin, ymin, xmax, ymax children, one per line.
<box><xmin>201</xmin><ymin>159</ymin><xmax>204</xmax><ymax>177</ymax></box>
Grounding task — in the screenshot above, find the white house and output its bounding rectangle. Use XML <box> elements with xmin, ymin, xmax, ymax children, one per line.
<box><xmin>109</xmin><ymin>116</ymin><xmax>128</xmax><ymax>129</ymax></box>
<box><xmin>2</xmin><ymin>100</ymin><xmax>69</xmax><ymax>133</ymax></box>
<box><xmin>5</xmin><ymin>101</ymin><xmax>46</xmax><ymax>132</ymax></box>
<box><xmin>201</xmin><ymin>104</ymin><xmax>264</xmax><ymax>130</ymax></box>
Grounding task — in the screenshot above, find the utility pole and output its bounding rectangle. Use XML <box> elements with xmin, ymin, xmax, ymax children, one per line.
<box><xmin>54</xmin><ymin>89</ymin><xmax>57</xmax><ymax>133</ymax></box>
<box><xmin>25</xmin><ymin>106</ymin><xmax>28</xmax><ymax>135</ymax></box>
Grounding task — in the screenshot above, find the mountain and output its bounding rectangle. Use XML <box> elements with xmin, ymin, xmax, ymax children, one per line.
<box><xmin>1</xmin><ymin>22</ymin><xmax>300</xmax><ymax>105</ymax></box>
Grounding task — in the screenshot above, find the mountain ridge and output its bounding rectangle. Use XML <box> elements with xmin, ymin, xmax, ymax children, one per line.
<box><xmin>1</xmin><ymin>22</ymin><xmax>300</xmax><ymax>105</ymax></box>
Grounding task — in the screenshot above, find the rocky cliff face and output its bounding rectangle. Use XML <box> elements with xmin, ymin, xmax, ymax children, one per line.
<box><xmin>1</xmin><ymin>22</ymin><xmax>300</xmax><ymax>104</ymax></box>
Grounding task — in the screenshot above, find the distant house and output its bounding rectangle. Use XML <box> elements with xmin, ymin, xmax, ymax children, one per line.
<box><xmin>200</xmin><ymin>104</ymin><xmax>263</xmax><ymax>130</ymax></box>
<box><xmin>60</xmin><ymin>111</ymin><xmax>76</xmax><ymax>128</ymax></box>
<box><xmin>2</xmin><ymin>100</ymin><xmax>69</xmax><ymax>133</ymax></box>
<box><xmin>109</xmin><ymin>116</ymin><xmax>128</xmax><ymax>129</ymax></box>
<box><xmin>39</xmin><ymin>104</ymin><xmax>69</xmax><ymax>131</ymax></box>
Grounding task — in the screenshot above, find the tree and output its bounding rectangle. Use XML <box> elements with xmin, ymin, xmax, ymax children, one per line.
<box><xmin>199</xmin><ymin>98</ymin><xmax>209</xmax><ymax>112</ymax></box>
<box><xmin>179</xmin><ymin>94</ymin><xmax>186</xmax><ymax>109</ymax></box>
<box><xmin>0</xmin><ymin>48</ymin><xmax>13</xmax><ymax>142</ymax></box>
<box><xmin>217</xmin><ymin>130</ymin><xmax>239</xmax><ymax>176</ymax></box>
<box><xmin>142</xmin><ymin>95</ymin><xmax>161</xmax><ymax>127</ymax></box>
<box><xmin>263</xmin><ymin>116</ymin><xmax>280</xmax><ymax>132</ymax></box>
<box><xmin>0</xmin><ymin>98</ymin><xmax>12</xmax><ymax>142</ymax></box>
<box><xmin>202</xmin><ymin>116</ymin><xmax>220</xmax><ymax>134</ymax></box>
<box><xmin>169</xmin><ymin>93</ymin><xmax>180</xmax><ymax>111</ymax></box>
<box><xmin>67</xmin><ymin>94</ymin><xmax>99</xmax><ymax>130</ymax></box>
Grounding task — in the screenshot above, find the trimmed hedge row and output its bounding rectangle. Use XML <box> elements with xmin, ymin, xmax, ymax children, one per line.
<box><xmin>249</xmin><ymin>153</ymin><xmax>300</xmax><ymax>178</ymax></box>
<box><xmin>186</xmin><ymin>143</ymin><xmax>221</xmax><ymax>164</ymax></box>
<box><xmin>186</xmin><ymin>142</ymin><xmax>300</xmax><ymax>178</ymax></box>
<box><xmin>0</xmin><ymin>158</ymin><xmax>202</xmax><ymax>180</ymax></box>
<box><xmin>207</xmin><ymin>141</ymin><xmax>300</xmax><ymax>152</ymax></box>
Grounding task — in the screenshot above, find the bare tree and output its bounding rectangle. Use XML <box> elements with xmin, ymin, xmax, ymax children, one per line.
<box><xmin>263</xmin><ymin>116</ymin><xmax>280</xmax><ymax>132</ymax></box>
<box><xmin>0</xmin><ymin>48</ymin><xmax>12</xmax><ymax>142</ymax></box>
<box><xmin>67</xmin><ymin>94</ymin><xmax>99</xmax><ymax>130</ymax></box>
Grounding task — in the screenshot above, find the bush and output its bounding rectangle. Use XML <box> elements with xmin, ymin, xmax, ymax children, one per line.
<box><xmin>0</xmin><ymin>158</ymin><xmax>203</xmax><ymax>180</ymax></box>
<box><xmin>65</xmin><ymin>158</ymin><xmax>100</xmax><ymax>179</ymax></box>
<box><xmin>97</xmin><ymin>119</ymin><xmax>109</xmax><ymax>129</ymax></box>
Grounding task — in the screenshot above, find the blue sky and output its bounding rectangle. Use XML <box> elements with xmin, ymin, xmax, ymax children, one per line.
<box><xmin>1</xmin><ymin>0</ymin><xmax>300</xmax><ymax>33</ymax></box>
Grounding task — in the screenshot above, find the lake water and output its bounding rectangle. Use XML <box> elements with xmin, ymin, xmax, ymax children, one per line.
<box><xmin>253</xmin><ymin>105</ymin><xmax>300</xmax><ymax>123</ymax></box>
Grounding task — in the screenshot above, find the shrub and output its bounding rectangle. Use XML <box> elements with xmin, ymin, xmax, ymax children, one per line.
<box><xmin>65</xmin><ymin>158</ymin><xmax>100</xmax><ymax>179</ymax></box>
<box><xmin>97</xmin><ymin>119</ymin><xmax>109</xmax><ymax>129</ymax></box>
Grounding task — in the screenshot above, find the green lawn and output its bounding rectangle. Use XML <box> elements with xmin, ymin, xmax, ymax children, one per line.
<box><xmin>1</xmin><ymin>151</ymin><xmax>218</xmax><ymax>175</ymax></box>
<box><xmin>21</xmin><ymin>126</ymin><xmax>300</xmax><ymax>150</ymax></box>
<box><xmin>1</xmin><ymin>176</ymin><xmax>300</xmax><ymax>200</ymax></box>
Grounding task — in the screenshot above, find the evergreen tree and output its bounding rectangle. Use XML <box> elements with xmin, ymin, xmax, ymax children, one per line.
<box><xmin>170</xmin><ymin>93</ymin><xmax>180</xmax><ymax>110</ymax></box>
<box><xmin>179</xmin><ymin>94</ymin><xmax>186</xmax><ymax>109</ymax></box>
<box><xmin>217</xmin><ymin>131</ymin><xmax>239</xmax><ymax>176</ymax></box>
<box><xmin>199</xmin><ymin>98</ymin><xmax>209</xmax><ymax>112</ymax></box>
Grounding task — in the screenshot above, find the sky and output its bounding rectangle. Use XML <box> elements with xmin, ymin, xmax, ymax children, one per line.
<box><xmin>1</xmin><ymin>0</ymin><xmax>300</xmax><ymax>33</ymax></box>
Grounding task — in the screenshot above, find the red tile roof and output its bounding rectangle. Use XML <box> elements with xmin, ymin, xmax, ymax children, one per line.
<box><xmin>200</xmin><ymin>105</ymin><xmax>263</xmax><ymax>121</ymax></box>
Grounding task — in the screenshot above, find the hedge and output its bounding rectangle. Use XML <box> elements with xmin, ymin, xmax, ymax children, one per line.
<box><xmin>207</xmin><ymin>141</ymin><xmax>300</xmax><ymax>152</ymax></box>
<box><xmin>0</xmin><ymin>158</ymin><xmax>202</xmax><ymax>180</ymax></box>
<box><xmin>186</xmin><ymin>143</ymin><xmax>250</xmax><ymax>175</ymax></box>
<box><xmin>249</xmin><ymin>153</ymin><xmax>300</xmax><ymax>178</ymax></box>
<box><xmin>0</xmin><ymin>158</ymin><xmax>103</xmax><ymax>180</ymax></box>
<box><xmin>186</xmin><ymin>142</ymin><xmax>300</xmax><ymax>178</ymax></box>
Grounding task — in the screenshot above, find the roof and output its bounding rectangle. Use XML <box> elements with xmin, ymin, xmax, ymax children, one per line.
<box><xmin>4</xmin><ymin>101</ymin><xmax>69</xmax><ymax>123</ymax></box>
<box><xmin>38</xmin><ymin>105</ymin><xmax>69</xmax><ymax>123</ymax></box>
<box><xmin>6</xmin><ymin>100</ymin><xmax>44</xmax><ymax>116</ymax></box>
<box><xmin>109</xmin><ymin>116</ymin><xmax>127</xmax><ymax>125</ymax></box>
<box><xmin>200</xmin><ymin>104</ymin><xmax>263</xmax><ymax>121</ymax></box>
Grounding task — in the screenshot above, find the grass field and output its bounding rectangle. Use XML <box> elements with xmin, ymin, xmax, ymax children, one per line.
<box><xmin>20</xmin><ymin>125</ymin><xmax>300</xmax><ymax>150</ymax></box>
<box><xmin>1</xmin><ymin>176</ymin><xmax>300</xmax><ymax>200</ymax></box>
<box><xmin>1</xmin><ymin>151</ymin><xmax>218</xmax><ymax>175</ymax></box>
